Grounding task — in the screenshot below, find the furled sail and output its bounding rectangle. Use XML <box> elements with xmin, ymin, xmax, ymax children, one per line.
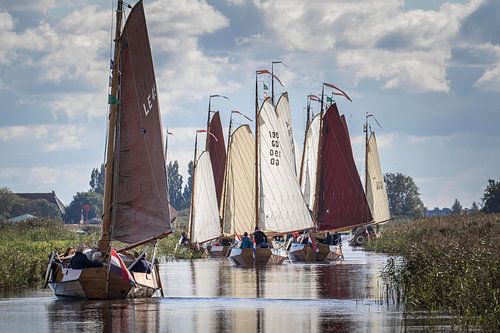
<box><xmin>223</xmin><ymin>125</ymin><xmax>255</xmax><ymax>237</ymax></box>
<box><xmin>300</xmin><ymin>114</ymin><xmax>320</xmax><ymax>209</ymax></box>
<box><xmin>190</xmin><ymin>151</ymin><xmax>221</xmax><ymax>243</ymax></box>
<box><xmin>317</xmin><ymin>103</ymin><xmax>372</xmax><ymax>231</ymax></box>
<box><xmin>111</xmin><ymin>2</ymin><xmax>171</xmax><ymax>243</ymax></box>
<box><xmin>258</xmin><ymin>98</ymin><xmax>314</xmax><ymax>233</ymax></box>
<box><xmin>366</xmin><ymin>132</ymin><xmax>391</xmax><ymax>223</ymax></box>
<box><xmin>207</xmin><ymin>111</ymin><xmax>226</xmax><ymax>209</ymax></box>
<box><xmin>275</xmin><ymin>93</ymin><xmax>297</xmax><ymax>175</ymax></box>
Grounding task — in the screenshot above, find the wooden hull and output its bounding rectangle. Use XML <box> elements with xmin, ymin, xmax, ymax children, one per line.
<box><xmin>206</xmin><ymin>245</ymin><xmax>230</xmax><ymax>258</ymax></box>
<box><xmin>48</xmin><ymin>264</ymin><xmax>160</xmax><ymax>300</ymax></box>
<box><xmin>228</xmin><ymin>248</ymin><xmax>272</xmax><ymax>268</ymax></box>
<box><xmin>287</xmin><ymin>243</ymin><xmax>330</xmax><ymax>263</ymax></box>
<box><xmin>327</xmin><ymin>245</ymin><xmax>344</xmax><ymax>261</ymax></box>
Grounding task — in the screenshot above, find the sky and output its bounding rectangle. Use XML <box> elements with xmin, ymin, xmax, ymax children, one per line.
<box><xmin>0</xmin><ymin>0</ymin><xmax>499</xmax><ymax>210</ymax></box>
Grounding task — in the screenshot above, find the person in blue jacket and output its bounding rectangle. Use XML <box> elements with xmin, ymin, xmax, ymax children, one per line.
<box><xmin>240</xmin><ymin>232</ymin><xmax>253</xmax><ymax>249</ymax></box>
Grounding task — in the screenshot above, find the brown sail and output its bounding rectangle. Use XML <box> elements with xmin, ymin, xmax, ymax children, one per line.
<box><xmin>112</xmin><ymin>1</ymin><xmax>171</xmax><ymax>243</ymax></box>
<box><xmin>207</xmin><ymin>111</ymin><xmax>226</xmax><ymax>209</ymax></box>
<box><xmin>317</xmin><ymin>103</ymin><xmax>372</xmax><ymax>231</ymax></box>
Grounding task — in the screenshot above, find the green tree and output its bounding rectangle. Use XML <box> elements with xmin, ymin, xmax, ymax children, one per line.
<box><xmin>63</xmin><ymin>191</ymin><xmax>103</xmax><ymax>224</ymax></box>
<box><xmin>470</xmin><ymin>201</ymin><xmax>479</xmax><ymax>212</ymax></box>
<box><xmin>0</xmin><ymin>188</ymin><xmax>61</xmax><ymax>220</ymax></box>
<box><xmin>384</xmin><ymin>172</ymin><xmax>425</xmax><ymax>218</ymax></box>
<box><xmin>482</xmin><ymin>179</ymin><xmax>500</xmax><ymax>213</ymax></box>
<box><xmin>89</xmin><ymin>163</ymin><xmax>105</xmax><ymax>195</ymax></box>
<box><xmin>0</xmin><ymin>187</ymin><xmax>24</xmax><ymax>220</ymax></box>
<box><xmin>182</xmin><ymin>160</ymin><xmax>193</xmax><ymax>210</ymax></box>
<box><xmin>167</xmin><ymin>161</ymin><xmax>184</xmax><ymax>210</ymax></box>
<box><xmin>451</xmin><ymin>199</ymin><xmax>462</xmax><ymax>215</ymax></box>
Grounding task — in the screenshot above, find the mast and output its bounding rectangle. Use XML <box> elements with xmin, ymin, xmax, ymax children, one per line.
<box><xmin>99</xmin><ymin>0</ymin><xmax>124</xmax><ymax>251</ymax></box>
<box><xmin>220</xmin><ymin>112</ymin><xmax>234</xmax><ymax>231</ymax></box>
<box><xmin>364</xmin><ymin>113</ymin><xmax>369</xmax><ymax>193</ymax></box>
<box><xmin>254</xmin><ymin>72</ymin><xmax>259</xmax><ymax>230</ymax></box>
<box><xmin>205</xmin><ymin>97</ymin><xmax>212</xmax><ymax>150</ymax></box>
<box><xmin>312</xmin><ymin>84</ymin><xmax>325</xmax><ymax>227</ymax></box>
<box><xmin>188</xmin><ymin>132</ymin><xmax>200</xmax><ymax>241</ymax></box>
<box><xmin>298</xmin><ymin>96</ymin><xmax>311</xmax><ymax>187</ymax></box>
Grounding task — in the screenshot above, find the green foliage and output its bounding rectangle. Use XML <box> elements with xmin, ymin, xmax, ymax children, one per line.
<box><xmin>181</xmin><ymin>160</ymin><xmax>193</xmax><ymax>210</ymax></box>
<box><xmin>156</xmin><ymin>231</ymin><xmax>204</xmax><ymax>260</ymax></box>
<box><xmin>0</xmin><ymin>188</ymin><xmax>61</xmax><ymax>220</ymax></box>
<box><xmin>482</xmin><ymin>179</ymin><xmax>500</xmax><ymax>213</ymax></box>
<box><xmin>451</xmin><ymin>198</ymin><xmax>462</xmax><ymax>215</ymax></box>
<box><xmin>0</xmin><ymin>218</ymin><xmax>98</xmax><ymax>289</ymax></box>
<box><xmin>167</xmin><ymin>161</ymin><xmax>184</xmax><ymax>210</ymax></box>
<box><xmin>366</xmin><ymin>213</ymin><xmax>500</xmax><ymax>330</ymax></box>
<box><xmin>384</xmin><ymin>172</ymin><xmax>425</xmax><ymax>218</ymax></box>
<box><xmin>89</xmin><ymin>163</ymin><xmax>105</xmax><ymax>195</ymax></box>
<box><xmin>63</xmin><ymin>191</ymin><xmax>103</xmax><ymax>224</ymax></box>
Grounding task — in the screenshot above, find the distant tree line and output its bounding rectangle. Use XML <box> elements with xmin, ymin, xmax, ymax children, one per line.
<box><xmin>0</xmin><ymin>188</ymin><xmax>61</xmax><ymax>220</ymax></box>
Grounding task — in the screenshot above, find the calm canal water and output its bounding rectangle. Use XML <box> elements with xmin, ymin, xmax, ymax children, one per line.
<box><xmin>0</xmin><ymin>246</ymin><xmax>454</xmax><ymax>332</ymax></box>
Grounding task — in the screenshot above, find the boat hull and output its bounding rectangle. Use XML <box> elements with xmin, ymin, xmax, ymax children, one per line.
<box><xmin>206</xmin><ymin>245</ymin><xmax>230</xmax><ymax>258</ymax></box>
<box><xmin>48</xmin><ymin>264</ymin><xmax>160</xmax><ymax>300</ymax></box>
<box><xmin>228</xmin><ymin>248</ymin><xmax>272</xmax><ymax>268</ymax></box>
<box><xmin>287</xmin><ymin>243</ymin><xmax>330</xmax><ymax>263</ymax></box>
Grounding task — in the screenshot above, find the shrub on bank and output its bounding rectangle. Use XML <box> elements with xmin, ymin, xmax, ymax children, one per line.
<box><xmin>366</xmin><ymin>213</ymin><xmax>500</xmax><ymax>330</ymax></box>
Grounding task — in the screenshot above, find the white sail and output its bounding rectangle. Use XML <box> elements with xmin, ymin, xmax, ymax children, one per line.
<box><xmin>366</xmin><ymin>132</ymin><xmax>391</xmax><ymax>223</ymax></box>
<box><xmin>191</xmin><ymin>151</ymin><xmax>221</xmax><ymax>243</ymax></box>
<box><xmin>300</xmin><ymin>114</ymin><xmax>320</xmax><ymax>210</ymax></box>
<box><xmin>223</xmin><ymin>125</ymin><xmax>256</xmax><ymax>237</ymax></box>
<box><xmin>275</xmin><ymin>93</ymin><xmax>297</xmax><ymax>176</ymax></box>
<box><xmin>258</xmin><ymin>98</ymin><xmax>314</xmax><ymax>233</ymax></box>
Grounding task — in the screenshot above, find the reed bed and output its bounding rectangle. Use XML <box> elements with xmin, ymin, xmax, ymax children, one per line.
<box><xmin>366</xmin><ymin>213</ymin><xmax>500</xmax><ymax>330</ymax></box>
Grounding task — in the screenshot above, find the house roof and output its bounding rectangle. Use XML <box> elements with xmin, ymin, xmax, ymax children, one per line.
<box><xmin>16</xmin><ymin>191</ymin><xmax>66</xmax><ymax>213</ymax></box>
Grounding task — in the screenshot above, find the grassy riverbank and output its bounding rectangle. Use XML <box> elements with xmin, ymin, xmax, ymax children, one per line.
<box><xmin>366</xmin><ymin>213</ymin><xmax>500</xmax><ymax>330</ymax></box>
<box><xmin>0</xmin><ymin>218</ymin><xmax>203</xmax><ymax>290</ymax></box>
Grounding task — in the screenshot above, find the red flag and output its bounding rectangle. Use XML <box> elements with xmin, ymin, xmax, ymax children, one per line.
<box><xmin>232</xmin><ymin>110</ymin><xmax>252</xmax><ymax>122</ymax></box>
<box><xmin>197</xmin><ymin>129</ymin><xmax>218</xmax><ymax>142</ymax></box>
<box><xmin>256</xmin><ymin>69</ymin><xmax>271</xmax><ymax>75</ymax></box>
<box><xmin>324</xmin><ymin>82</ymin><xmax>352</xmax><ymax>102</ymax></box>
<box><xmin>308</xmin><ymin>237</ymin><xmax>318</xmax><ymax>253</ymax></box>
<box><xmin>308</xmin><ymin>94</ymin><xmax>320</xmax><ymax>101</ymax></box>
<box><xmin>110</xmin><ymin>248</ymin><xmax>135</xmax><ymax>285</ymax></box>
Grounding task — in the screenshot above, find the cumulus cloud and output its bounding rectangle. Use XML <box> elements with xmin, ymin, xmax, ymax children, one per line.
<box><xmin>252</xmin><ymin>0</ymin><xmax>482</xmax><ymax>93</ymax></box>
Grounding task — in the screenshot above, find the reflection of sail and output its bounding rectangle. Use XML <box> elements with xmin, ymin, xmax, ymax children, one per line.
<box><xmin>300</xmin><ymin>114</ymin><xmax>320</xmax><ymax>209</ymax></box>
<box><xmin>191</xmin><ymin>151</ymin><xmax>221</xmax><ymax>243</ymax></box>
<box><xmin>366</xmin><ymin>133</ymin><xmax>391</xmax><ymax>224</ymax></box>
<box><xmin>222</xmin><ymin>125</ymin><xmax>255</xmax><ymax>237</ymax></box>
<box><xmin>258</xmin><ymin>99</ymin><xmax>314</xmax><ymax>233</ymax></box>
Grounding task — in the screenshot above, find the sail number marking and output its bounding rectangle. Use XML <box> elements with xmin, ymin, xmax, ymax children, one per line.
<box><xmin>268</xmin><ymin>131</ymin><xmax>280</xmax><ymax>166</ymax></box>
<box><xmin>142</xmin><ymin>84</ymin><xmax>157</xmax><ymax>116</ymax></box>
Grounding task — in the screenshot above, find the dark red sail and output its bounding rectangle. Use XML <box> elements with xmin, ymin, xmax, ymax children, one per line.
<box><xmin>207</xmin><ymin>111</ymin><xmax>226</xmax><ymax>209</ymax></box>
<box><xmin>112</xmin><ymin>2</ymin><xmax>171</xmax><ymax>243</ymax></box>
<box><xmin>317</xmin><ymin>103</ymin><xmax>372</xmax><ymax>231</ymax></box>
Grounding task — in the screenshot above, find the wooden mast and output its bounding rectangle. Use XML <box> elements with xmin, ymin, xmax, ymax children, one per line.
<box><xmin>254</xmin><ymin>72</ymin><xmax>259</xmax><ymax>230</ymax></box>
<box><xmin>364</xmin><ymin>113</ymin><xmax>369</xmax><ymax>193</ymax></box>
<box><xmin>188</xmin><ymin>132</ymin><xmax>200</xmax><ymax>242</ymax></box>
<box><xmin>312</xmin><ymin>84</ymin><xmax>325</xmax><ymax>229</ymax></box>
<box><xmin>220</xmin><ymin>112</ymin><xmax>234</xmax><ymax>231</ymax></box>
<box><xmin>99</xmin><ymin>0</ymin><xmax>124</xmax><ymax>252</ymax></box>
<box><xmin>205</xmin><ymin>96</ymin><xmax>212</xmax><ymax>150</ymax></box>
<box><xmin>298</xmin><ymin>96</ymin><xmax>312</xmax><ymax>187</ymax></box>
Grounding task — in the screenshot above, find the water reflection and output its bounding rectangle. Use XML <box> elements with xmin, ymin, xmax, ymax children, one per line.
<box><xmin>0</xmin><ymin>246</ymin><xmax>454</xmax><ymax>332</ymax></box>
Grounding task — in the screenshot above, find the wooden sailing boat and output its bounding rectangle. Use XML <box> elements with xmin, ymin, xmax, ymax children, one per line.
<box><xmin>298</xmin><ymin>83</ymin><xmax>373</xmax><ymax>260</ymax></box>
<box><xmin>45</xmin><ymin>0</ymin><xmax>171</xmax><ymax>299</ymax></box>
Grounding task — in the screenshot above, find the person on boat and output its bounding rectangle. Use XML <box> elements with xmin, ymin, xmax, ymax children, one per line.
<box><xmin>253</xmin><ymin>227</ymin><xmax>268</xmax><ymax>248</ymax></box>
<box><xmin>240</xmin><ymin>232</ymin><xmax>253</xmax><ymax>249</ymax></box>
<box><xmin>286</xmin><ymin>232</ymin><xmax>300</xmax><ymax>251</ymax></box>
<box><xmin>179</xmin><ymin>232</ymin><xmax>189</xmax><ymax>246</ymax></box>
<box><xmin>70</xmin><ymin>245</ymin><xmax>103</xmax><ymax>269</ymax></box>
<box><xmin>129</xmin><ymin>251</ymin><xmax>151</xmax><ymax>274</ymax></box>
<box><xmin>298</xmin><ymin>231</ymin><xmax>310</xmax><ymax>245</ymax></box>
<box><xmin>92</xmin><ymin>251</ymin><xmax>104</xmax><ymax>263</ymax></box>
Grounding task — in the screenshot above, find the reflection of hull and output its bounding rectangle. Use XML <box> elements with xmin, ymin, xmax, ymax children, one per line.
<box><xmin>288</xmin><ymin>243</ymin><xmax>330</xmax><ymax>263</ymax></box>
<box><xmin>228</xmin><ymin>248</ymin><xmax>271</xmax><ymax>267</ymax></box>
<box><xmin>207</xmin><ymin>245</ymin><xmax>230</xmax><ymax>258</ymax></box>
<box><xmin>48</xmin><ymin>264</ymin><xmax>160</xmax><ymax>299</ymax></box>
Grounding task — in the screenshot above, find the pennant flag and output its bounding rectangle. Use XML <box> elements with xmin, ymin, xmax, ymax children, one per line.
<box><xmin>308</xmin><ymin>236</ymin><xmax>319</xmax><ymax>253</ymax></box>
<box><xmin>256</xmin><ymin>69</ymin><xmax>271</xmax><ymax>75</ymax></box>
<box><xmin>167</xmin><ymin>131</ymin><xmax>173</xmax><ymax>135</ymax></box>
<box><xmin>272</xmin><ymin>74</ymin><xmax>284</xmax><ymax>87</ymax></box>
<box><xmin>326</xmin><ymin>96</ymin><xmax>333</xmax><ymax>103</ymax></box>
<box><xmin>197</xmin><ymin>129</ymin><xmax>218</xmax><ymax>142</ymax></box>
<box><xmin>210</xmin><ymin>94</ymin><xmax>229</xmax><ymax>99</ymax></box>
<box><xmin>110</xmin><ymin>248</ymin><xmax>135</xmax><ymax>285</ymax></box>
<box><xmin>108</xmin><ymin>94</ymin><xmax>120</xmax><ymax>105</ymax></box>
<box><xmin>308</xmin><ymin>94</ymin><xmax>320</xmax><ymax>101</ymax></box>
<box><xmin>324</xmin><ymin>82</ymin><xmax>352</xmax><ymax>102</ymax></box>
<box><xmin>232</xmin><ymin>110</ymin><xmax>252</xmax><ymax>122</ymax></box>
